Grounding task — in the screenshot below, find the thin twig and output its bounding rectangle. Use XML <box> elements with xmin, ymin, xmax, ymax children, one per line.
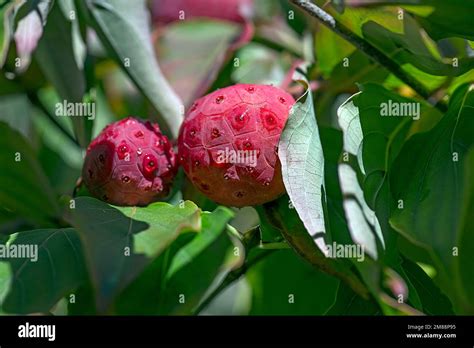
<box><xmin>258</xmin><ymin>241</ymin><xmax>291</xmax><ymax>249</ymax></box>
<box><xmin>290</xmin><ymin>0</ymin><xmax>448</xmax><ymax>112</ymax></box>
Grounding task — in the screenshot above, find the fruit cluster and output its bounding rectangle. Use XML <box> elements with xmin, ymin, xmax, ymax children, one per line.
<box><xmin>83</xmin><ymin>84</ymin><xmax>295</xmax><ymax>207</ymax></box>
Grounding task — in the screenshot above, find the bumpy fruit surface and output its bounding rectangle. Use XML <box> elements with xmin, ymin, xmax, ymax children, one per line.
<box><xmin>178</xmin><ymin>84</ymin><xmax>295</xmax><ymax>207</ymax></box>
<box><xmin>82</xmin><ymin>117</ymin><xmax>177</xmax><ymax>206</ymax></box>
<box><xmin>152</xmin><ymin>0</ymin><xmax>253</xmax><ymax>24</ymax></box>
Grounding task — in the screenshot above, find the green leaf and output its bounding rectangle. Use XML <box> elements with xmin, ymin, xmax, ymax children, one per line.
<box><xmin>156</xmin><ymin>20</ymin><xmax>241</xmax><ymax>107</ymax></box>
<box><xmin>84</xmin><ymin>0</ymin><xmax>183</xmax><ymax>137</ymax></box>
<box><xmin>262</xmin><ymin>195</ymin><xmax>369</xmax><ymax>299</ymax></box>
<box><xmin>361</xmin><ymin>15</ymin><xmax>474</xmax><ymax>76</ymax></box>
<box><xmin>325</xmin><ymin>51</ymin><xmax>389</xmax><ymax>94</ymax></box>
<box><xmin>403</xmin><ymin>1</ymin><xmax>474</xmax><ymax>40</ymax></box>
<box><xmin>390</xmin><ymin>84</ymin><xmax>474</xmax><ymax>313</ymax></box>
<box><xmin>33</xmin><ymin>88</ymin><xmax>88</xmax><ymax>169</ymax></box>
<box><xmin>246</xmin><ymin>249</ymin><xmax>339</xmax><ymax>315</ymax></box>
<box><xmin>64</xmin><ymin>196</ymin><xmax>201</xmax><ymax>312</ymax></box>
<box><xmin>37</xmin><ymin>139</ymin><xmax>81</xmax><ymax>197</ymax></box>
<box><xmin>330</xmin><ymin>5</ymin><xmax>405</xmax><ymax>38</ymax></box>
<box><xmin>278</xmin><ymin>0</ymin><xmax>309</xmax><ymax>36</ymax></box>
<box><xmin>35</xmin><ymin>3</ymin><xmax>90</xmax><ymax>147</ymax></box>
<box><xmin>326</xmin><ymin>5</ymin><xmax>473</xmax><ymax>77</ymax></box>
<box><xmin>0</xmin><ymin>94</ymin><xmax>33</xmax><ymax>138</ymax></box>
<box><xmin>160</xmin><ymin>207</ymin><xmax>235</xmax><ymax>314</ymax></box>
<box><xmin>255</xmin><ymin>205</ymin><xmax>284</xmax><ymax>243</ymax></box>
<box><xmin>0</xmin><ymin>228</ymin><xmax>86</xmax><ymax>314</ymax></box>
<box><xmin>335</xmin><ymin>85</ymin><xmax>448</xmax><ymax>314</ymax></box>
<box><xmin>325</xmin><ymin>282</ymin><xmax>380</xmax><ymax>315</ymax></box>
<box><xmin>339</xmin><ymin>83</ymin><xmax>418</xmax><ymax>194</ymax></box>
<box><xmin>0</xmin><ymin>122</ymin><xmax>59</xmax><ymax>226</ymax></box>
<box><xmin>165</xmin><ymin>208</ymin><xmax>233</xmax><ymax>280</ymax></box>
<box><xmin>383</xmin><ymin>64</ymin><xmax>446</xmax><ymax>92</ymax></box>
<box><xmin>229</xmin><ymin>206</ymin><xmax>259</xmax><ymax>234</ymax></box>
<box><xmin>336</xmin><ymin>91</ymin><xmax>385</xmax><ymax>259</ymax></box>
<box><xmin>315</xmin><ymin>25</ymin><xmax>355</xmax><ymax>77</ymax></box>
<box><xmin>67</xmin><ymin>279</ymin><xmax>97</xmax><ymax>315</ymax></box>
<box><xmin>337</xmin><ymin>84</ymin><xmax>442</xmax><ymax>261</ymax></box>
<box><xmin>456</xmin><ymin>147</ymin><xmax>474</xmax><ymax>312</ymax></box>
<box><xmin>401</xmin><ymin>257</ymin><xmax>454</xmax><ymax>315</ymax></box>
<box><xmin>337</xmin><ymin>93</ymin><xmax>363</xmax><ymax>160</ymax></box>
<box><xmin>58</xmin><ymin>0</ymin><xmax>86</xmax><ymax>70</ymax></box>
<box><xmin>319</xmin><ymin>128</ymin><xmax>417</xmax><ymax>315</ymax></box>
<box><xmin>112</xmin><ymin>233</ymin><xmax>194</xmax><ymax>315</ymax></box>
<box><xmin>314</xmin><ymin>50</ymin><xmax>389</xmax><ymax>126</ymax></box>
<box><xmin>318</xmin><ymin>128</ymin><xmax>353</xmax><ymax>246</ymax></box>
<box><xmin>278</xmin><ymin>72</ymin><xmax>327</xmax><ymax>253</ymax></box>
<box><xmin>346</xmin><ymin>0</ymin><xmax>474</xmax><ymax>40</ymax></box>
<box><xmin>337</xmin><ymin>163</ymin><xmax>382</xmax><ymax>259</ymax></box>
<box><xmin>0</xmin><ymin>261</ymin><xmax>11</xmax><ymax>315</ymax></box>
<box><xmin>111</xmin><ymin>207</ymin><xmax>238</xmax><ymax>315</ymax></box>
<box><xmin>232</xmin><ymin>42</ymin><xmax>287</xmax><ymax>86</ymax></box>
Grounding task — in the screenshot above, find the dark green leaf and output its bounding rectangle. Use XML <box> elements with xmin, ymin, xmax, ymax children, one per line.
<box><xmin>362</xmin><ymin>15</ymin><xmax>474</xmax><ymax>76</ymax></box>
<box><xmin>315</xmin><ymin>25</ymin><xmax>355</xmax><ymax>77</ymax></box>
<box><xmin>35</xmin><ymin>3</ymin><xmax>90</xmax><ymax>147</ymax></box>
<box><xmin>0</xmin><ymin>122</ymin><xmax>59</xmax><ymax>226</ymax></box>
<box><xmin>401</xmin><ymin>257</ymin><xmax>454</xmax><ymax>315</ymax></box>
<box><xmin>337</xmin><ymin>84</ymin><xmax>442</xmax><ymax>261</ymax></box>
<box><xmin>112</xmin><ymin>233</ymin><xmax>194</xmax><ymax>315</ymax></box>
<box><xmin>262</xmin><ymin>195</ymin><xmax>369</xmax><ymax>299</ymax></box>
<box><xmin>0</xmin><ymin>94</ymin><xmax>33</xmax><ymax>138</ymax></box>
<box><xmin>326</xmin><ymin>5</ymin><xmax>473</xmax><ymax>78</ymax></box>
<box><xmin>455</xmin><ymin>146</ymin><xmax>474</xmax><ymax>312</ymax></box>
<box><xmin>159</xmin><ymin>207</ymin><xmax>235</xmax><ymax>314</ymax></box>
<box><xmin>325</xmin><ymin>282</ymin><xmax>380</xmax><ymax>315</ymax></box>
<box><xmin>390</xmin><ymin>84</ymin><xmax>474</xmax><ymax>313</ymax></box>
<box><xmin>84</xmin><ymin>0</ymin><xmax>183</xmax><ymax>137</ymax></box>
<box><xmin>246</xmin><ymin>249</ymin><xmax>339</xmax><ymax>315</ymax></box>
<box><xmin>319</xmin><ymin>128</ymin><xmax>353</xmax><ymax>246</ymax></box>
<box><xmin>403</xmin><ymin>1</ymin><xmax>474</xmax><ymax>40</ymax></box>
<box><xmin>64</xmin><ymin>196</ymin><xmax>201</xmax><ymax>312</ymax></box>
<box><xmin>1</xmin><ymin>228</ymin><xmax>85</xmax><ymax>314</ymax></box>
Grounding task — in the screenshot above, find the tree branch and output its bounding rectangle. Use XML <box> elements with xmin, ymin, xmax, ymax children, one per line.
<box><xmin>290</xmin><ymin>0</ymin><xmax>447</xmax><ymax>112</ymax></box>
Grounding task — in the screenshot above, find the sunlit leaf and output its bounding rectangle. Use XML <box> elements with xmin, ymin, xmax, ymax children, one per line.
<box><xmin>279</xmin><ymin>72</ymin><xmax>327</xmax><ymax>253</ymax></box>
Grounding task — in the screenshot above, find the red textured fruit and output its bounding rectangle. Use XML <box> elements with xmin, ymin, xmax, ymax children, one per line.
<box><xmin>151</xmin><ymin>0</ymin><xmax>254</xmax><ymax>24</ymax></box>
<box><xmin>178</xmin><ymin>84</ymin><xmax>295</xmax><ymax>207</ymax></box>
<box><xmin>82</xmin><ymin>117</ymin><xmax>177</xmax><ymax>206</ymax></box>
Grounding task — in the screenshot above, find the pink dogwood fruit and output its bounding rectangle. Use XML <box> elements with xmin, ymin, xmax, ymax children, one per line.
<box><xmin>152</xmin><ymin>0</ymin><xmax>254</xmax><ymax>24</ymax></box>
<box><xmin>178</xmin><ymin>84</ymin><xmax>295</xmax><ymax>207</ymax></box>
<box><xmin>82</xmin><ymin>117</ymin><xmax>177</xmax><ymax>206</ymax></box>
